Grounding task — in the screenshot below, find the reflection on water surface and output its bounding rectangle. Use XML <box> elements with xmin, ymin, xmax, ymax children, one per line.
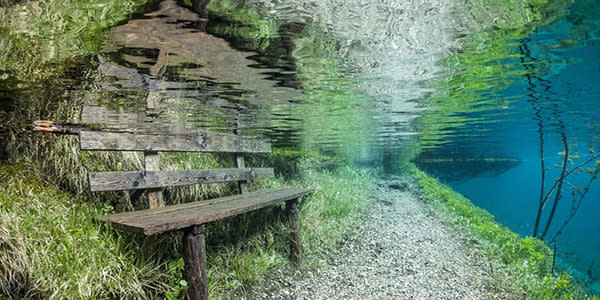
<box><xmin>2</xmin><ymin>0</ymin><xmax>600</xmax><ymax>294</ymax></box>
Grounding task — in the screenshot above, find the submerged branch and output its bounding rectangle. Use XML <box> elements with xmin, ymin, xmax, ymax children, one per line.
<box><xmin>539</xmin><ymin>153</ymin><xmax>600</xmax><ymax>211</ymax></box>
<box><xmin>549</xmin><ymin>170</ymin><xmax>599</xmax><ymax>245</ymax></box>
<box><xmin>540</xmin><ymin>135</ymin><xmax>569</xmax><ymax>240</ymax></box>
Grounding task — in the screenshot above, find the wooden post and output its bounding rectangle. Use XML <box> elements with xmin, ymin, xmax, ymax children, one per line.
<box><xmin>144</xmin><ymin>151</ymin><xmax>164</xmax><ymax>209</ymax></box>
<box><xmin>183</xmin><ymin>225</ymin><xmax>208</xmax><ymax>300</ymax></box>
<box><xmin>285</xmin><ymin>198</ymin><xmax>301</xmax><ymax>264</ymax></box>
<box><xmin>235</xmin><ymin>154</ymin><xmax>247</xmax><ymax>194</ymax></box>
<box><xmin>234</xmin><ymin>121</ymin><xmax>247</xmax><ymax>193</ymax></box>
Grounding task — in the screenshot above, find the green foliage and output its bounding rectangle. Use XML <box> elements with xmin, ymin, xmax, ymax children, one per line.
<box><xmin>417</xmin><ymin>0</ymin><xmax>571</xmax><ymax>149</ymax></box>
<box><xmin>165</xmin><ymin>257</ymin><xmax>188</xmax><ymax>300</ymax></box>
<box><xmin>294</xmin><ymin>165</ymin><xmax>377</xmax><ymax>257</ymax></box>
<box><xmin>181</xmin><ymin>0</ymin><xmax>277</xmax><ymax>50</ymax></box>
<box><xmin>208</xmin><ymin>234</ymin><xmax>286</xmax><ymax>298</ymax></box>
<box><xmin>411</xmin><ymin>165</ymin><xmax>595</xmax><ymax>299</ymax></box>
<box><xmin>0</xmin><ymin>162</ymin><xmax>170</xmax><ymax>298</ymax></box>
<box><xmin>0</xmin><ymin>0</ymin><xmax>152</xmax><ymax>82</ymax></box>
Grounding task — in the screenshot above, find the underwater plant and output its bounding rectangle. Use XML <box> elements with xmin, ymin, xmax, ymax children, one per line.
<box><xmin>519</xmin><ymin>38</ymin><xmax>600</xmax><ymax>243</ymax></box>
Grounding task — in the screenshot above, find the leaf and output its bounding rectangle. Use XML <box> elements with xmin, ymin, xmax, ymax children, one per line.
<box><xmin>179</xmin><ymin>279</ymin><xmax>188</xmax><ymax>287</ymax></box>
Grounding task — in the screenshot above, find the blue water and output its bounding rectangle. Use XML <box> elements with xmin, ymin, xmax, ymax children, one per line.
<box><xmin>417</xmin><ymin>1</ymin><xmax>600</xmax><ymax>292</ymax></box>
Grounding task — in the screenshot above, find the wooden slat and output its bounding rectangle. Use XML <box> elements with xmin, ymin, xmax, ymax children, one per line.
<box><xmin>101</xmin><ymin>188</ymin><xmax>313</xmax><ymax>235</ymax></box>
<box><xmin>80</xmin><ymin>106</ymin><xmax>194</xmax><ymax>135</ymax></box>
<box><xmin>79</xmin><ymin>131</ymin><xmax>271</xmax><ymax>153</ymax></box>
<box><xmin>89</xmin><ymin>168</ymin><xmax>274</xmax><ymax>191</ymax></box>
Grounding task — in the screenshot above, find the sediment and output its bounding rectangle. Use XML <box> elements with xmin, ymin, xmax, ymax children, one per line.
<box><xmin>252</xmin><ymin>176</ymin><xmax>518</xmax><ymax>299</ymax></box>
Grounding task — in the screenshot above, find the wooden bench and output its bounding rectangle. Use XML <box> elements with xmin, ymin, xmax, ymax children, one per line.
<box><xmin>78</xmin><ymin>129</ymin><xmax>313</xmax><ymax>299</ymax></box>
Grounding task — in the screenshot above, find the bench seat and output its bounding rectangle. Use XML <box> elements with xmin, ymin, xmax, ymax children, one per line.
<box><xmin>102</xmin><ymin>188</ymin><xmax>313</xmax><ymax>235</ymax></box>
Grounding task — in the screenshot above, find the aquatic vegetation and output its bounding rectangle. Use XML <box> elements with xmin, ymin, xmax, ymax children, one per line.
<box><xmin>0</xmin><ymin>0</ymin><xmax>153</xmax><ymax>82</ymax></box>
<box><xmin>0</xmin><ymin>162</ymin><xmax>170</xmax><ymax>298</ymax></box>
<box><xmin>202</xmin><ymin>0</ymin><xmax>277</xmax><ymax>50</ymax></box>
<box><xmin>2</xmin><ymin>0</ymin><xmax>595</xmax><ymax>298</ymax></box>
<box><xmin>418</xmin><ymin>0</ymin><xmax>572</xmax><ymax>150</ymax></box>
<box><xmin>412</xmin><ymin>165</ymin><xmax>597</xmax><ymax>299</ymax></box>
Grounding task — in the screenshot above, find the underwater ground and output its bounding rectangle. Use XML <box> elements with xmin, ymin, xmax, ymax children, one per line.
<box><xmin>1</xmin><ymin>0</ymin><xmax>599</xmax><ymax>299</ymax></box>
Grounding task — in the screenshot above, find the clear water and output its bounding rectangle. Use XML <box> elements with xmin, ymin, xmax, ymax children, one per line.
<box><xmin>1</xmin><ymin>0</ymin><xmax>599</xmax><ymax>294</ymax></box>
<box><xmin>416</xmin><ymin>0</ymin><xmax>600</xmax><ymax>292</ymax></box>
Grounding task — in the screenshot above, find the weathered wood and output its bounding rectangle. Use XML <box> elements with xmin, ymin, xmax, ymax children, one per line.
<box><xmin>89</xmin><ymin>168</ymin><xmax>275</xmax><ymax>191</ymax></box>
<box><xmin>81</xmin><ymin>106</ymin><xmax>150</xmax><ymax>126</ymax></box>
<box><xmin>80</xmin><ymin>106</ymin><xmax>193</xmax><ymax>135</ymax></box>
<box><xmin>286</xmin><ymin>198</ymin><xmax>302</xmax><ymax>263</ymax></box>
<box><xmin>101</xmin><ymin>188</ymin><xmax>313</xmax><ymax>235</ymax></box>
<box><xmin>183</xmin><ymin>225</ymin><xmax>208</xmax><ymax>300</ymax></box>
<box><xmin>144</xmin><ymin>151</ymin><xmax>164</xmax><ymax>209</ymax></box>
<box><xmin>235</xmin><ymin>155</ymin><xmax>247</xmax><ymax>194</ymax></box>
<box><xmin>79</xmin><ymin>131</ymin><xmax>271</xmax><ymax>153</ymax></box>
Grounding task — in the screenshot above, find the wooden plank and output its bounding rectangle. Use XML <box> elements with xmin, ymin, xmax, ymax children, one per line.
<box><xmin>144</xmin><ymin>151</ymin><xmax>164</xmax><ymax>209</ymax></box>
<box><xmin>79</xmin><ymin>131</ymin><xmax>271</xmax><ymax>153</ymax></box>
<box><xmin>89</xmin><ymin>168</ymin><xmax>274</xmax><ymax>191</ymax></box>
<box><xmin>101</xmin><ymin>188</ymin><xmax>313</xmax><ymax>235</ymax></box>
<box><xmin>103</xmin><ymin>188</ymin><xmax>308</xmax><ymax>224</ymax></box>
<box><xmin>183</xmin><ymin>225</ymin><xmax>208</xmax><ymax>300</ymax></box>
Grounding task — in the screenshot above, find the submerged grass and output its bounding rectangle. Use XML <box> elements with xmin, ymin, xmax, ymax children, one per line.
<box><xmin>411</xmin><ymin>165</ymin><xmax>599</xmax><ymax>300</ymax></box>
<box><xmin>0</xmin><ymin>162</ymin><xmax>170</xmax><ymax>298</ymax></box>
<box><xmin>206</xmin><ymin>162</ymin><xmax>377</xmax><ymax>299</ymax></box>
<box><xmin>0</xmin><ymin>0</ymin><xmax>153</xmax><ymax>82</ymax></box>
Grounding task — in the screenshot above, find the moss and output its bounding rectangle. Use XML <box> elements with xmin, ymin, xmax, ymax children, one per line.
<box><xmin>411</xmin><ymin>165</ymin><xmax>595</xmax><ymax>299</ymax></box>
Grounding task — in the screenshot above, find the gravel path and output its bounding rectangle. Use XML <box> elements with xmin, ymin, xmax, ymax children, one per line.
<box><xmin>251</xmin><ymin>176</ymin><xmax>514</xmax><ymax>299</ymax></box>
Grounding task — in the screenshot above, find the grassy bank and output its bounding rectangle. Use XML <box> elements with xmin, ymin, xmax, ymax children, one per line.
<box><xmin>411</xmin><ymin>165</ymin><xmax>598</xmax><ymax>300</ymax></box>
<box><xmin>0</xmin><ymin>162</ymin><xmax>170</xmax><ymax>298</ymax></box>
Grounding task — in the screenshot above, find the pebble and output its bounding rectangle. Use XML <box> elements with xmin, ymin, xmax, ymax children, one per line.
<box><xmin>246</xmin><ymin>176</ymin><xmax>518</xmax><ymax>299</ymax></box>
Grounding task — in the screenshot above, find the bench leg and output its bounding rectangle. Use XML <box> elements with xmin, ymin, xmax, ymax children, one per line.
<box><xmin>285</xmin><ymin>198</ymin><xmax>302</xmax><ymax>264</ymax></box>
<box><xmin>183</xmin><ymin>225</ymin><xmax>208</xmax><ymax>300</ymax></box>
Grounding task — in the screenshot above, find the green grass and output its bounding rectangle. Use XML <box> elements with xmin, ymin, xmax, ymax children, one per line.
<box><xmin>411</xmin><ymin>165</ymin><xmax>599</xmax><ymax>300</ymax></box>
<box><xmin>0</xmin><ymin>0</ymin><xmax>152</xmax><ymax>82</ymax></box>
<box><xmin>0</xmin><ymin>162</ymin><xmax>171</xmax><ymax>298</ymax></box>
<box><xmin>0</xmin><ymin>146</ymin><xmax>377</xmax><ymax>299</ymax></box>
<box><xmin>205</xmin><ymin>162</ymin><xmax>377</xmax><ymax>299</ymax></box>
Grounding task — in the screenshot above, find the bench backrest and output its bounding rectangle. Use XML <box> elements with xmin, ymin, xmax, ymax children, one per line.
<box><xmin>80</xmin><ymin>130</ymin><xmax>274</xmax><ymax>209</ymax></box>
